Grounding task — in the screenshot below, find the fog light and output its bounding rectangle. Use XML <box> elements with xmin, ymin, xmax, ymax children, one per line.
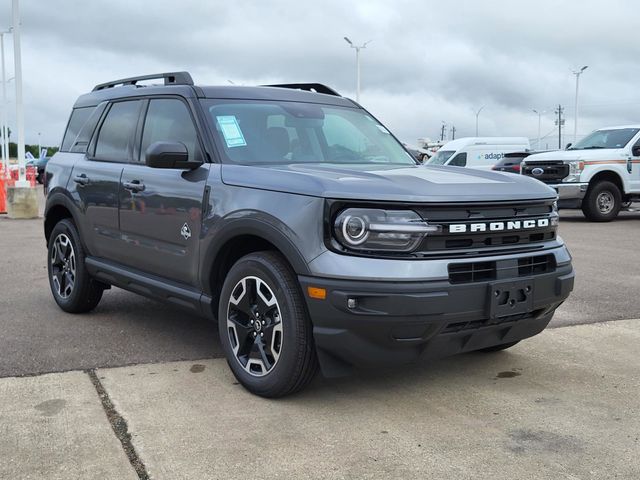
<box><xmin>347</xmin><ymin>298</ymin><xmax>357</xmax><ymax>309</ymax></box>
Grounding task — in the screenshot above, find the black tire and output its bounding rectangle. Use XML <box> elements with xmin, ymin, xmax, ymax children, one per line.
<box><xmin>47</xmin><ymin>219</ymin><xmax>104</xmax><ymax>313</ymax></box>
<box><xmin>581</xmin><ymin>181</ymin><xmax>621</xmax><ymax>222</ymax></box>
<box><xmin>218</xmin><ymin>251</ymin><xmax>318</xmax><ymax>397</ymax></box>
<box><xmin>479</xmin><ymin>341</ymin><xmax>520</xmax><ymax>352</ymax></box>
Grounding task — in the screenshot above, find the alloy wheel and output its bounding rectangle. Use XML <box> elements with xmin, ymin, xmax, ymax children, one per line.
<box><xmin>226</xmin><ymin>276</ymin><xmax>283</xmax><ymax>377</ymax></box>
<box><xmin>50</xmin><ymin>233</ymin><xmax>76</xmax><ymax>299</ymax></box>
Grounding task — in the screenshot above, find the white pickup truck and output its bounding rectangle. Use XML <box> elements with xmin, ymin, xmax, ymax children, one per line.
<box><xmin>522</xmin><ymin>125</ymin><xmax>640</xmax><ymax>221</ymax></box>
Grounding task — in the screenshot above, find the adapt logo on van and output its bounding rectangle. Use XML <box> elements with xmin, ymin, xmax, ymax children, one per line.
<box><xmin>477</xmin><ymin>152</ymin><xmax>504</xmax><ymax>161</ymax></box>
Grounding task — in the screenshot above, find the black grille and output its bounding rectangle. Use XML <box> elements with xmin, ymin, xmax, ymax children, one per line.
<box><xmin>448</xmin><ymin>254</ymin><xmax>556</xmax><ymax>284</ymax></box>
<box><xmin>414</xmin><ymin>200</ymin><xmax>557</xmax><ymax>255</ymax></box>
<box><xmin>518</xmin><ymin>254</ymin><xmax>556</xmax><ymax>276</ymax></box>
<box><xmin>522</xmin><ymin>161</ymin><xmax>569</xmax><ymax>183</ymax></box>
<box><xmin>448</xmin><ymin>261</ymin><xmax>496</xmax><ymax>284</ymax></box>
<box><xmin>441</xmin><ymin>309</ymin><xmax>545</xmax><ymax>334</ymax></box>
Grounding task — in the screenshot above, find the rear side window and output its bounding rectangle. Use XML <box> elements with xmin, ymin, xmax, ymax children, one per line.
<box><xmin>94</xmin><ymin>101</ymin><xmax>141</xmax><ymax>162</ymax></box>
<box><xmin>140</xmin><ymin>99</ymin><xmax>202</xmax><ymax>162</ymax></box>
<box><xmin>60</xmin><ymin>107</ymin><xmax>93</xmax><ymax>152</ymax></box>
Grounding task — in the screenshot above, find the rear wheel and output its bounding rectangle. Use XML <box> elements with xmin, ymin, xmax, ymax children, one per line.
<box><xmin>47</xmin><ymin>219</ymin><xmax>104</xmax><ymax>313</ymax></box>
<box><xmin>218</xmin><ymin>251</ymin><xmax>318</xmax><ymax>397</ymax></box>
<box><xmin>582</xmin><ymin>181</ymin><xmax>621</xmax><ymax>222</ymax></box>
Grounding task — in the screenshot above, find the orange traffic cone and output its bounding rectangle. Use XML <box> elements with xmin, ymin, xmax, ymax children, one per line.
<box><xmin>0</xmin><ymin>164</ymin><xmax>6</xmax><ymax>214</ymax></box>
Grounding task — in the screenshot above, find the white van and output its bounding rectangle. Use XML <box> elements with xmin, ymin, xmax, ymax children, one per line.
<box><xmin>426</xmin><ymin>137</ymin><xmax>531</xmax><ymax>170</ymax></box>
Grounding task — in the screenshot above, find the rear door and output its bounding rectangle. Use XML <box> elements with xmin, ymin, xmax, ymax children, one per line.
<box><xmin>69</xmin><ymin>100</ymin><xmax>142</xmax><ymax>260</ymax></box>
<box><xmin>118</xmin><ymin>97</ymin><xmax>209</xmax><ymax>286</ymax></box>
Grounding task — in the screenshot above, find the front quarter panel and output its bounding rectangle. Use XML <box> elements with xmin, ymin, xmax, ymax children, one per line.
<box><xmin>199</xmin><ymin>165</ymin><xmax>325</xmax><ymax>295</ymax></box>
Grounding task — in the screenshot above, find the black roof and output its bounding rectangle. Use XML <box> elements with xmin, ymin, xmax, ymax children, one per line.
<box><xmin>74</xmin><ymin>72</ymin><xmax>355</xmax><ymax>109</ymax></box>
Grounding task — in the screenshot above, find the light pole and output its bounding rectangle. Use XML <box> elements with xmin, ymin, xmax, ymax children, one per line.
<box><xmin>12</xmin><ymin>0</ymin><xmax>27</xmax><ymax>186</ymax></box>
<box><xmin>343</xmin><ymin>36</ymin><xmax>371</xmax><ymax>103</ymax></box>
<box><xmin>572</xmin><ymin>65</ymin><xmax>588</xmax><ymax>144</ymax></box>
<box><xmin>38</xmin><ymin>132</ymin><xmax>41</xmax><ymax>157</ymax></box>
<box><xmin>475</xmin><ymin>106</ymin><xmax>485</xmax><ymax>136</ymax></box>
<box><xmin>532</xmin><ymin>109</ymin><xmax>544</xmax><ymax>150</ymax></box>
<box><xmin>0</xmin><ymin>29</ymin><xmax>9</xmax><ymax>175</ymax></box>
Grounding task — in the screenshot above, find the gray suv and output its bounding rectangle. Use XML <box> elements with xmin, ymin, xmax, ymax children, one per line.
<box><xmin>44</xmin><ymin>72</ymin><xmax>575</xmax><ymax>397</ymax></box>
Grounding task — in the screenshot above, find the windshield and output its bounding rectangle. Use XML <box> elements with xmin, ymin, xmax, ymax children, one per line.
<box><xmin>201</xmin><ymin>100</ymin><xmax>416</xmax><ymax>166</ymax></box>
<box><xmin>569</xmin><ymin>128</ymin><xmax>639</xmax><ymax>150</ymax></box>
<box><xmin>427</xmin><ymin>150</ymin><xmax>455</xmax><ymax>165</ymax></box>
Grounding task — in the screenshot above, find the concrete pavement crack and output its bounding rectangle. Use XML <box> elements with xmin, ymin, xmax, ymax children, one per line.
<box><xmin>86</xmin><ymin>369</ymin><xmax>150</xmax><ymax>480</ymax></box>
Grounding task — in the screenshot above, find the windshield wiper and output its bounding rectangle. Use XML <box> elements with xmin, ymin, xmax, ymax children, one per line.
<box><xmin>579</xmin><ymin>146</ymin><xmax>605</xmax><ymax>149</ymax></box>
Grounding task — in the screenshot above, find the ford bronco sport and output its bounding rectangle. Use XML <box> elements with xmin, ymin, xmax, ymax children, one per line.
<box><xmin>45</xmin><ymin>72</ymin><xmax>575</xmax><ymax>397</ymax></box>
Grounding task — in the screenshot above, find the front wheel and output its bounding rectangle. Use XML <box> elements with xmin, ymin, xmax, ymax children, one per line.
<box><xmin>218</xmin><ymin>251</ymin><xmax>318</xmax><ymax>397</ymax></box>
<box><xmin>581</xmin><ymin>181</ymin><xmax>621</xmax><ymax>222</ymax></box>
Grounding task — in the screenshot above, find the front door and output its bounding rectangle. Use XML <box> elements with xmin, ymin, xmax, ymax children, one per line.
<box><xmin>630</xmin><ymin>139</ymin><xmax>640</xmax><ymax>193</ymax></box>
<box><xmin>118</xmin><ymin>98</ymin><xmax>209</xmax><ymax>286</ymax></box>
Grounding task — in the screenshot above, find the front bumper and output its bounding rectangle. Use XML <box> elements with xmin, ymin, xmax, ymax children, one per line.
<box><xmin>547</xmin><ymin>183</ymin><xmax>588</xmax><ymax>207</ymax></box>
<box><xmin>300</xmin><ymin>259</ymin><xmax>574</xmax><ymax>377</ymax></box>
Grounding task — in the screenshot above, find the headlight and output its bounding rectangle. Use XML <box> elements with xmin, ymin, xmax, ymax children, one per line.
<box><xmin>334</xmin><ymin>208</ymin><xmax>440</xmax><ymax>252</ymax></box>
<box><xmin>551</xmin><ymin>201</ymin><xmax>560</xmax><ymax>226</ymax></box>
<box><xmin>564</xmin><ymin>160</ymin><xmax>585</xmax><ymax>182</ymax></box>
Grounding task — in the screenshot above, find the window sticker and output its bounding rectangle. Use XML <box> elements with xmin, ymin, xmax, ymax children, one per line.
<box><xmin>216</xmin><ymin>115</ymin><xmax>247</xmax><ymax>148</ymax></box>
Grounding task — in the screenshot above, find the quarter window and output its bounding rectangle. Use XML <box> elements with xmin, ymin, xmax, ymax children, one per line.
<box><xmin>60</xmin><ymin>107</ymin><xmax>94</xmax><ymax>152</ymax></box>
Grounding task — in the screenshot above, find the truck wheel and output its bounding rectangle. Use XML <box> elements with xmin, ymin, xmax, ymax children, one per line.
<box><xmin>218</xmin><ymin>251</ymin><xmax>318</xmax><ymax>397</ymax></box>
<box><xmin>47</xmin><ymin>219</ymin><xmax>104</xmax><ymax>313</ymax></box>
<box><xmin>479</xmin><ymin>341</ymin><xmax>520</xmax><ymax>352</ymax></box>
<box><xmin>581</xmin><ymin>181</ymin><xmax>621</xmax><ymax>222</ymax></box>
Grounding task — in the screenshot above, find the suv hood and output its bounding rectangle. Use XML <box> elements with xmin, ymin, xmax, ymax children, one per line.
<box><xmin>221</xmin><ymin>163</ymin><xmax>556</xmax><ymax>203</ymax></box>
<box><xmin>525</xmin><ymin>149</ymin><xmax>628</xmax><ymax>162</ymax></box>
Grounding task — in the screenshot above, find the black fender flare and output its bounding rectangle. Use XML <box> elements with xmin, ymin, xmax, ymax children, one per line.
<box><xmin>199</xmin><ymin>217</ymin><xmax>311</xmax><ymax>295</ymax></box>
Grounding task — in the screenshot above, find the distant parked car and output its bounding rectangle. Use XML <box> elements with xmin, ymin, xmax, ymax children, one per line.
<box><xmin>492</xmin><ymin>151</ymin><xmax>552</xmax><ymax>174</ymax></box>
<box><xmin>427</xmin><ymin>137</ymin><xmax>531</xmax><ymax>170</ymax></box>
<box><xmin>26</xmin><ymin>156</ymin><xmax>49</xmax><ymax>184</ymax></box>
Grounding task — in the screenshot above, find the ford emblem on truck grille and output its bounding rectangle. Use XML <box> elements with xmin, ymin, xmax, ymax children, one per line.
<box><xmin>531</xmin><ymin>167</ymin><xmax>544</xmax><ymax>176</ymax></box>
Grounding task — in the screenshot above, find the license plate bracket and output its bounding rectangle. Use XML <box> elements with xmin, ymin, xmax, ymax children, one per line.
<box><xmin>488</xmin><ymin>279</ymin><xmax>534</xmax><ymax>319</ymax></box>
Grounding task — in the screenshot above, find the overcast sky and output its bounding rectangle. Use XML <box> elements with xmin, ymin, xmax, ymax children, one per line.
<box><xmin>1</xmin><ymin>0</ymin><xmax>639</xmax><ymax>148</ymax></box>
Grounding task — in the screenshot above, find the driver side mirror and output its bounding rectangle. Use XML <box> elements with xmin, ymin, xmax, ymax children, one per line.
<box><xmin>145</xmin><ymin>141</ymin><xmax>201</xmax><ymax>170</ymax></box>
<box><xmin>632</xmin><ymin>145</ymin><xmax>640</xmax><ymax>157</ymax></box>
<box><xmin>565</xmin><ymin>143</ymin><xmax>572</xmax><ymax>150</ymax></box>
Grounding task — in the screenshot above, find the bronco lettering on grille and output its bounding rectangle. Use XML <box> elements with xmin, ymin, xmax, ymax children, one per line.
<box><xmin>448</xmin><ymin>218</ymin><xmax>549</xmax><ymax>234</ymax></box>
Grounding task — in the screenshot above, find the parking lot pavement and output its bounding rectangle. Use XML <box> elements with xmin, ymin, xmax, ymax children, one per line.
<box><xmin>98</xmin><ymin>319</ymin><xmax>640</xmax><ymax>480</ymax></box>
<box><xmin>0</xmin><ymin>371</ymin><xmax>137</xmax><ymax>480</ymax></box>
<box><xmin>552</xmin><ymin>209</ymin><xmax>640</xmax><ymax>327</ymax></box>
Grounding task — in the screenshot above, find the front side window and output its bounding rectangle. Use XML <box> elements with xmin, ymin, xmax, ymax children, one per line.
<box><xmin>202</xmin><ymin>100</ymin><xmax>416</xmax><ymax>166</ymax></box>
<box><xmin>449</xmin><ymin>152</ymin><xmax>467</xmax><ymax>167</ymax></box>
<box><xmin>140</xmin><ymin>99</ymin><xmax>201</xmax><ymax>162</ymax></box>
<box><xmin>427</xmin><ymin>150</ymin><xmax>455</xmax><ymax>165</ymax></box>
<box><xmin>94</xmin><ymin>101</ymin><xmax>141</xmax><ymax>162</ymax></box>
<box><xmin>569</xmin><ymin>128</ymin><xmax>639</xmax><ymax>150</ymax></box>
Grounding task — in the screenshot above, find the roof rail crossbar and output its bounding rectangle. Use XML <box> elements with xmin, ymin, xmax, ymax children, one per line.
<box><xmin>92</xmin><ymin>71</ymin><xmax>194</xmax><ymax>92</ymax></box>
<box><xmin>262</xmin><ymin>83</ymin><xmax>341</xmax><ymax>97</ymax></box>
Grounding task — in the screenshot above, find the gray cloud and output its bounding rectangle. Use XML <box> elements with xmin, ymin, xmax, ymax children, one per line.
<box><xmin>0</xmin><ymin>0</ymin><xmax>638</xmax><ymax>148</ymax></box>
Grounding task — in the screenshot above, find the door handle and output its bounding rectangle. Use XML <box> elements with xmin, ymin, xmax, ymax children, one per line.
<box><xmin>73</xmin><ymin>174</ymin><xmax>90</xmax><ymax>186</ymax></box>
<box><xmin>123</xmin><ymin>180</ymin><xmax>146</xmax><ymax>192</ymax></box>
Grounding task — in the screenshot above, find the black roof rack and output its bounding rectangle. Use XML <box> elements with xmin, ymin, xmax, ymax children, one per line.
<box><xmin>92</xmin><ymin>71</ymin><xmax>194</xmax><ymax>92</ymax></box>
<box><xmin>262</xmin><ymin>83</ymin><xmax>341</xmax><ymax>97</ymax></box>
